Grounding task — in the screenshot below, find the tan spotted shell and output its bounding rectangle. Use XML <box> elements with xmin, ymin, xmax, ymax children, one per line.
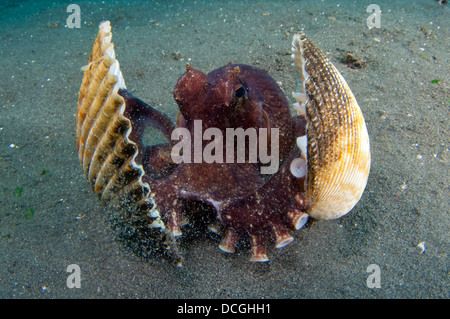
<box><xmin>76</xmin><ymin>21</ymin><xmax>164</xmax><ymax>229</ymax></box>
<box><xmin>291</xmin><ymin>32</ymin><xmax>371</xmax><ymax>220</ymax></box>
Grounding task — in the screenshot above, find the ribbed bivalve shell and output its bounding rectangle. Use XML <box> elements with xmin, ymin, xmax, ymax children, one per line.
<box><xmin>76</xmin><ymin>21</ymin><xmax>164</xmax><ymax>229</ymax></box>
<box><xmin>291</xmin><ymin>32</ymin><xmax>371</xmax><ymax>220</ymax></box>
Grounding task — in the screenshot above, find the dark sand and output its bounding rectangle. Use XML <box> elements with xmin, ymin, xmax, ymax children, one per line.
<box><xmin>0</xmin><ymin>0</ymin><xmax>448</xmax><ymax>299</ymax></box>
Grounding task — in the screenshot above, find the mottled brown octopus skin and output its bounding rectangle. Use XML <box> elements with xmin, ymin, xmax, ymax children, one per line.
<box><xmin>118</xmin><ymin>63</ymin><xmax>307</xmax><ymax>257</ymax></box>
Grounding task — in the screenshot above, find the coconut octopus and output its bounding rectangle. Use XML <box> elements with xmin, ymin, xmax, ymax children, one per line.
<box><xmin>76</xmin><ymin>21</ymin><xmax>370</xmax><ymax>265</ymax></box>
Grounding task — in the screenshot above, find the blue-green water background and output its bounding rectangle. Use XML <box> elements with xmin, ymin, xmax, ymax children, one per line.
<box><xmin>0</xmin><ymin>0</ymin><xmax>448</xmax><ymax>298</ymax></box>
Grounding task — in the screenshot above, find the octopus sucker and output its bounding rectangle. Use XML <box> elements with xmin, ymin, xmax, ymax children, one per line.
<box><xmin>75</xmin><ymin>22</ymin><xmax>370</xmax><ymax>265</ymax></box>
<box><xmin>167</xmin><ymin>209</ymin><xmax>183</xmax><ymax>237</ymax></box>
<box><xmin>272</xmin><ymin>224</ymin><xmax>294</xmax><ymax>249</ymax></box>
<box><xmin>249</xmin><ymin>234</ymin><xmax>269</xmax><ymax>262</ymax></box>
<box><xmin>218</xmin><ymin>228</ymin><xmax>240</xmax><ymax>254</ymax></box>
<box><xmin>288</xmin><ymin>209</ymin><xmax>310</xmax><ymax>230</ymax></box>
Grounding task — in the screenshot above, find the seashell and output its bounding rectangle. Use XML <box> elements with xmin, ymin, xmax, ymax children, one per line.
<box><xmin>291</xmin><ymin>32</ymin><xmax>371</xmax><ymax>220</ymax></box>
<box><xmin>76</xmin><ymin>21</ymin><xmax>164</xmax><ymax>229</ymax></box>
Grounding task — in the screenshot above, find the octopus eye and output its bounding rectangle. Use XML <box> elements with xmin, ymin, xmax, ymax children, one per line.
<box><xmin>234</xmin><ymin>84</ymin><xmax>246</xmax><ymax>98</ymax></box>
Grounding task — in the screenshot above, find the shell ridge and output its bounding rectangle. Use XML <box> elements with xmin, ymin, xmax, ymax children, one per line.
<box><xmin>82</xmin><ymin>64</ymin><xmax>119</xmax><ymax>173</ymax></box>
<box><xmin>78</xmin><ymin>56</ymin><xmax>113</xmax><ymax>163</ymax></box>
<box><xmin>87</xmin><ymin>86</ymin><xmax>123</xmax><ymax>184</ymax></box>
